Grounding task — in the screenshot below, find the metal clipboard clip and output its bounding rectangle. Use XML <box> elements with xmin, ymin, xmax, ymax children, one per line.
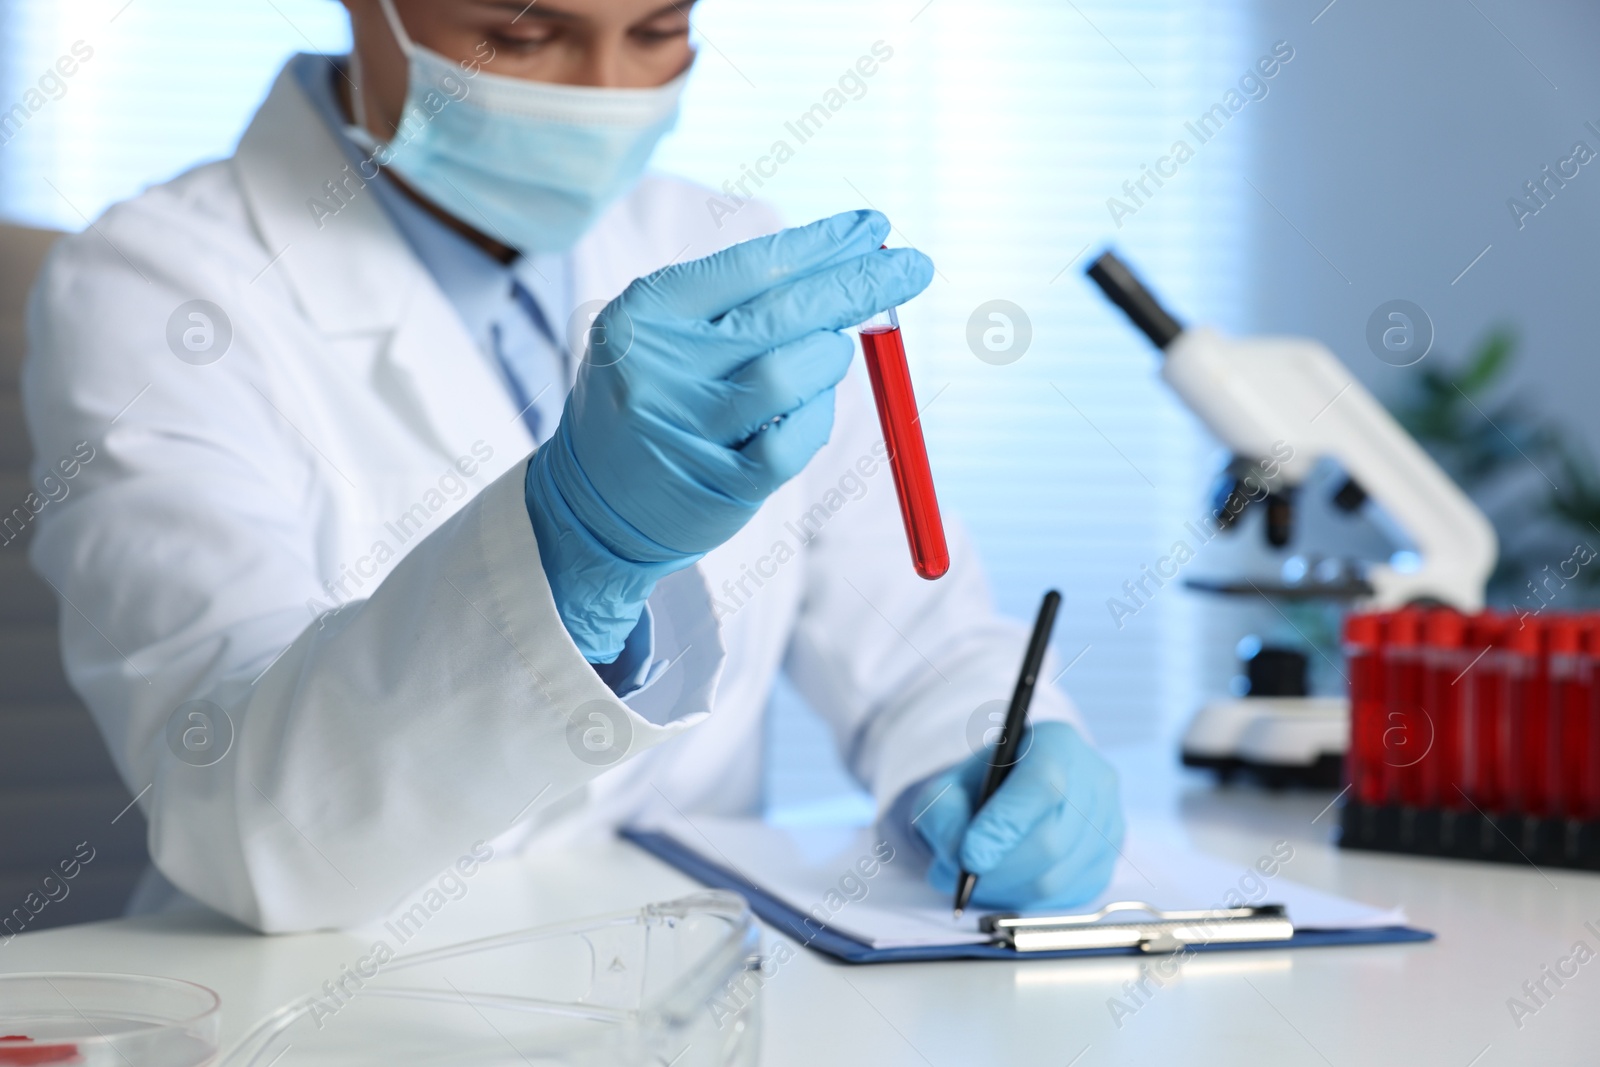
<box><xmin>979</xmin><ymin>900</ymin><xmax>1294</xmax><ymax>954</ymax></box>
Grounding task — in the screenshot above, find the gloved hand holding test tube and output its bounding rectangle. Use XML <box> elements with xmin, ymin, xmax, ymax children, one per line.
<box><xmin>858</xmin><ymin>253</ymin><xmax>950</xmax><ymax>580</ymax></box>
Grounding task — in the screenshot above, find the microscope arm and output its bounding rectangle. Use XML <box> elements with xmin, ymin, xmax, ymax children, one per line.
<box><xmin>1162</xmin><ymin>327</ymin><xmax>1495</xmax><ymax>611</ymax></box>
<box><xmin>1087</xmin><ymin>250</ymin><xmax>1495</xmax><ymax>612</ymax></box>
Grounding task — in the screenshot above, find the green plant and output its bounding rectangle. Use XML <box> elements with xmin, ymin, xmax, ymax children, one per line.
<box><xmin>1392</xmin><ymin>328</ymin><xmax>1600</xmax><ymax>605</ymax></box>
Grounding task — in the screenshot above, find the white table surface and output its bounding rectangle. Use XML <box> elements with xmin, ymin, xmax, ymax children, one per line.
<box><xmin>5</xmin><ymin>747</ymin><xmax>1596</xmax><ymax>1066</ymax></box>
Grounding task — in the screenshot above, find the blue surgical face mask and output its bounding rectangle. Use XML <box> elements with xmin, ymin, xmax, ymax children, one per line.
<box><xmin>353</xmin><ymin>0</ymin><xmax>690</xmax><ymax>254</ymax></box>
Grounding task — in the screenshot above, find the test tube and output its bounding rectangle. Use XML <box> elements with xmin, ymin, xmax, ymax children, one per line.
<box><xmin>859</xmin><ymin>301</ymin><xmax>949</xmax><ymax>580</ymax></box>
<box><xmin>1574</xmin><ymin>617</ymin><xmax>1600</xmax><ymax>821</ymax></box>
<box><xmin>1493</xmin><ymin>617</ymin><xmax>1541</xmax><ymax>815</ymax></box>
<box><xmin>1423</xmin><ymin>610</ymin><xmax>1467</xmax><ymax>812</ymax></box>
<box><xmin>1381</xmin><ymin>609</ymin><xmax>1425</xmax><ymax>806</ymax></box>
<box><xmin>1416</xmin><ymin>609</ymin><xmax>1465</xmax><ymax>811</ymax></box>
<box><xmin>1539</xmin><ymin>617</ymin><xmax>1585</xmax><ymax>821</ymax></box>
<box><xmin>1465</xmin><ymin>613</ymin><xmax>1508</xmax><ymax>809</ymax></box>
<box><xmin>1344</xmin><ymin>612</ymin><xmax>1385</xmax><ymax>807</ymax></box>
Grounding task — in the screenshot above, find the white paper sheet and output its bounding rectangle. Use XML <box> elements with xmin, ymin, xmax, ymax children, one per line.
<box><xmin>639</xmin><ymin>815</ymin><xmax>1408</xmax><ymax>950</ymax></box>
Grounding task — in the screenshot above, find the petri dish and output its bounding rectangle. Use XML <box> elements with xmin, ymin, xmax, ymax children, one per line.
<box><xmin>0</xmin><ymin>972</ymin><xmax>221</xmax><ymax>1066</ymax></box>
<box><xmin>221</xmin><ymin>891</ymin><xmax>762</xmax><ymax>1067</ymax></box>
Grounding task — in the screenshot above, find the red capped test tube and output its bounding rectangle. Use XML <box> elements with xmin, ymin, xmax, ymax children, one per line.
<box><xmin>1497</xmin><ymin>617</ymin><xmax>1543</xmax><ymax>817</ymax></box>
<box><xmin>1540</xmin><ymin>616</ymin><xmax>1586</xmax><ymax>820</ymax></box>
<box><xmin>1568</xmin><ymin>616</ymin><xmax>1600</xmax><ymax>821</ymax></box>
<box><xmin>1417</xmin><ymin>609</ymin><xmax>1466</xmax><ymax>810</ymax></box>
<box><xmin>1464</xmin><ymin>613</ymin><xmax>1508</xmax><ymax>809</ymax></box>
<box><xmin>1344</xmin><ymin>612</ymin><xmax>1385</xmax><ymax>806</ymax></box>
<box><xmin>1381</xmin><ymin>609</ymin><xmax>1425</xmax><ymax>805</ymax></box>
<box><xmin>858</xmin><ymin>303</ymin><xmax>949</xmax><ymax>580</ymax></box>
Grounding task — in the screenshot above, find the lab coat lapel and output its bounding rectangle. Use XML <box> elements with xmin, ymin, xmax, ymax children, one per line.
<box><xmin>380</xmin><ymin>283</ymin><xmax>534</xmax><ymax>463</ymax></box>
<box><xmin>233</xmin><ymin>58</ymin><xmax>405</xmax><ymax>337</ymax></box>
<box><xmin>234</xmin><ymin>58</ymin><xmax>532</xmax><ymax>465</ymax></box>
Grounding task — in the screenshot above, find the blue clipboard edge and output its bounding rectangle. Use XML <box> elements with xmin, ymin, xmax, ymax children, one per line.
<box><xmin>621</xmin><ymin>828</ymin><xmax>1435</xmax><ymax>965</ymax></box>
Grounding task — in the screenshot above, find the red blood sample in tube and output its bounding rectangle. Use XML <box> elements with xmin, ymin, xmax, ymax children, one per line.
<box><xmin>858</xmin><ymin>307</ymin><xmax>949</xmax><ymax>580</ymax></box>
<box><xmin>1382</xmin><ymin>610</ymin><xmax>1425</xmax><ymax>805</ymax></box>
<box><xmin>1418</xmin><ymin>609</ymin><xmax>1465</xmax><ymax>810</ymax></box>
<box><xmin>1344</xmin><ymin>612</ymin><xmax>1385</xmax><ymax>806</ymax></box>
<box><xmin>1572</xmin><ymin>617</ymin><xmax>1600</xmax><ymax>821</ymax></box>
<box><xmin>1534</xmin><ymin>617</ymin><xmax>1583</xmax><ymax>819</ymax></box>
<box><xmin>1495</xmin><ymin>617</ymin><xmax>1541</xmax><ymax>815</ymax></box>
<box><xmin>1465</xmin><ymin>614</ymin><xmax>1508</xmax><ymax>809</ymax></box>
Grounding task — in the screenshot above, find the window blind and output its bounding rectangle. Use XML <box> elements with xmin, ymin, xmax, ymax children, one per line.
<box><xmin>0</xmin><ymin>0</ymin><xmax>348</xmax><ymax>226</ymax></box>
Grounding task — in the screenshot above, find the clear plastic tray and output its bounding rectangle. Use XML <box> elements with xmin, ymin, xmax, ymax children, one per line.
<box><xmin>0</xmin><ymin>972</ymin><xmax>221</xmax><ymax>1066</ymax></box>
<box><xmin>220</xmin><ymin>891</ymin><xmax>762</xmax><ymax>1067</ymax></box>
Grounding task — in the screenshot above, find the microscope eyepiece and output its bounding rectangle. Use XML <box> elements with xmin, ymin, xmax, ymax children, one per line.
<box><xmin>1085</xmin><ymin>250</ymin><xmax>1185</xmax><ymax>351</ymax></box>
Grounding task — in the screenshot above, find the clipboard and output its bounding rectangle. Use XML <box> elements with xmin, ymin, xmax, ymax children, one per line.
<box><xmin>622</xmin><ymin>827</ymin><xmax>1434</xmax><ymax>964</ymax></box>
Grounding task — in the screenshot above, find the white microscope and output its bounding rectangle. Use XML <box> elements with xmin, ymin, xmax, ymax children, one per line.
<box><xmin>1085</xmin><ymin>251</ymin><xmax>1496</xmax><ymax>787</ymax></box>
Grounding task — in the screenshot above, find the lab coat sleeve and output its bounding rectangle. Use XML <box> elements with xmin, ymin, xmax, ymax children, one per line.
<box><xmin>781</xmin><ymin>373</ymin><xmax>1085</xmax><ymax>814</ymax></box>
<box><xmin>21</xmin><ymin>221</ymin><xmax>718</xmax><ymax>934</ymax></box>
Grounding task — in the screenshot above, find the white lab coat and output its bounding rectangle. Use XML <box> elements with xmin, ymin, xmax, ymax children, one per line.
<box><xmin>22</xmin><ymin>61</ymin><xmax>1078</xmax><ymax>933</ymax></box>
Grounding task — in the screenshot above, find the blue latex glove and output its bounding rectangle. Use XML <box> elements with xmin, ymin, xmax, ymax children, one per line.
<box><xmin>527</xmin><ymin>209</ymin><xmax>934</xmax><ymax>661</ymax></box>
<box><xmin>910</xmin><ymin>722</ymin><xmax>1125</xmax><ymax>910</ymax></box>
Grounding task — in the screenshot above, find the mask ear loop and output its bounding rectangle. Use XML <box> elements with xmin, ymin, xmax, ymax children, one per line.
<box><xmin>351</xmin><ymin>0</ymin><xmax>416</xmax><ymax>145</ymax></box>
<box><xmin>374</xmin><ymin>0</ymin><xmax>418</xmax><ymax>55</ymax></box>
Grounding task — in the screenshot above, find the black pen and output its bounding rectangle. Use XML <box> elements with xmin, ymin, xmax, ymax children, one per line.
<box><xmin>952</xmin><ymin>588</ymin><xmax>1062</xmax><ymax>919</ymax></box>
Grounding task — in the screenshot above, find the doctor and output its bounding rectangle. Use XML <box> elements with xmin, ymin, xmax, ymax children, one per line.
<box><xmin>22</xmin><ymin>0</ymin><xmax>1124</xmax><ymax>933</ymax></box>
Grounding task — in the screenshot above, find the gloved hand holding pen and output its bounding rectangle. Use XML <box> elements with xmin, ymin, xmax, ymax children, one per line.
<box><xmin>526</xmin><ymin>209</ymin><xmax>935</xmax><ymax>662</ymax></box>
<box><xmin>910</xmin><ymin>722</ymin><xmax>1126</xmax><ymax>910</ymax></box>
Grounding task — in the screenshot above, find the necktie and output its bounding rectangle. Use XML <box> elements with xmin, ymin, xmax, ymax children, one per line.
<box><xmin>489</xmin><ymin>278</ymin><xmax>568</xmax><ymax>445</ymax></box>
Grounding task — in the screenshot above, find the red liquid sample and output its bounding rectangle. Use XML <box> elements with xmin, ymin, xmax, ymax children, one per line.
<box><xmin>1519</xmin><ymin>617</ymin><xmax>1561</xmax><ymax>819</ymax></box>
<box><xmin>1413</xmin><ymin>609</ymin><xmax>1463</xmax><ymax>809</ymax></box>
<box><xmin>1345</xmin><ymin>613</ymin><xmax>1385</xmax><ymax>806</ymax></box>
<box><xmin>1423</xmin><ymin>610</ymin><xmax>1467</xmax><ymax>811</ymax></box>
<box><xmin>1466</xmin><ymin>614</ymin><xmax>1508</xmax><ymax>810</ymax></box>
<box><xmin>0</xmin><ymin>1036</ymin><xmax>79</xmax><ymax>1066</ymax></box>
<box><xmin>1574</xmin><ymin>618</ymin><xmax>1600</xmax><ymax>820</ymax></box>
<box><xmin>859</xmin><ymin>325</ymin><xmax>949</xmax><ymax>580</ymax></box>
<box><xmin>1382</xmin><ymin>610</ymin><xmax>1424</xmax><ymax>806</ymax></box>
<box><xmin>1495</xmin><ymin>619</ymin><xmax>1542</xmax><ymax>815</ymax></box>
